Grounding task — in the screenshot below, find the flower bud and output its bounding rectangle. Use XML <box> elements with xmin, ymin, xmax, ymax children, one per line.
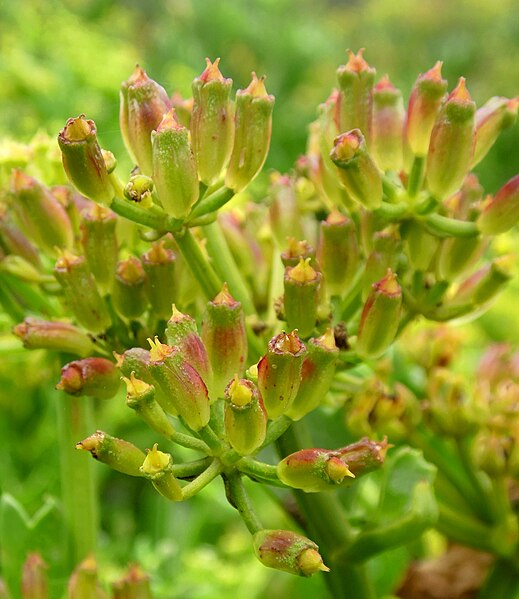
<box><xmin>152</xmin><ymin>109</ymin><xmax>199</xmax><ymax>219</ymax></box>
<box><xmin>362</xmin><ymin>229</ymin><xmax>400</xmax><ymax>298</ymax></box>
<box><xmin>425</xmin><ymin>78</ymin><xmax>476</xmax><ymax>200</ymax></box>
<box><xmin>371</xmin><ymin>75</ymin><xmax>404</xmax><ymax>171</ymax></box>
<box><xmin>356</xmin><ymin>269</ymin><xmax>402</xmax><ymax>359</ymax></box>
<box><xmin>142</xmin><ymin>242</ymin><xmax>176</xmax><ymax>321</ymax></box>
<box><xmin>122</xmin><ymin>65</ymin><xmax>171</xmax><ymax>175</ymax></box>
<box><xmin>281</xmin><ymin>238</ymin><xmax>316</xmax><ymax>268</ymax></box>
<box><xmin>404</xmin><ymin>220</ymin><xmax>439</xmax><ymax>271</ymax></box>
<box><xmin>201</xmin><ymin>285</ymin><xmax>247</xmax><ymax>399</ymax></box>
<box><xmin>148</xmin><ymin>337</ymin><xmax>210</xmax><ymax>430</ymax></box>
<box><xmin>472</xmin><ymin>430</ymin><xmax>514</xmax><ymax>477</ymax></box>
<box><xmin>269</xmin><ymin>174</ymin><xmax>304</xmax><ymax>247</ymax></box>
<box><xmin>67</xmin><ymin>555</ymin><xmax>107</xmax><ymax>599</ymax></box>
<box><xmin>0</xmin><ymin>207</ymin><xmax>41</xmax><ymax>268</ymax></box>
<box><xmin>54</xmin><ymin>252</ymin><xmax>111</xmax><ymax>333</ymax></box>
<box><xmin>9</xmin><ymin>170</ymin><xmax>73</xmax><ymax>253</ymax></box>
<box><xmin>140</xmin><ymin>443</ymin><xmax>183</xmax><ymax>501</ymax></box>
<box><xmin>436</xmin><ymin>235</ymin><xmax>486</xmax><ymax>282</ymax></box>
<box><xmin>80</xmin><ymin>204</ymin><xmax>118</xmax><ymax>293</ymax></box>
<box><xmin>113</xmin><ymin>256</ymin><xmax>148</xmax><ymax>320</ymax></box>
<box><xmin>224</xmin><ymin>377</ymin><xmax>267</xmax><ymax>455</ymax></box>
<box><xmin>111</xmin><ymin>564</ymin><xmax>152</xmax><ymax>599</ymax></box>
<box><xmin>336</xmin><ymin>49</ymin><xmax>376</xmax><ymax>144</ymax></box>
<box><xmin>277</xmin><ymin>448</ymin><xmax>354</xmax><ymax>493</ymax></box>
<box><xmin>57</xmin><ymin>357</ymin><xmax>120</xmax><ymax>399</ymax></box>
<box><xmin>22</xmin><ymin>553</ymin><xmax>48</xmax><ymax>599</ymax></box>
<box><xmin>225</xmin><ymin>73</ymin><xmax>274</xmax><ymax>192</ymax></box>
<box><xmin>58</xmin><ymin>116</ymin><xmax>114</xmax><ymax>205</ymax></box>
<box><xmin>337</xmin><ymin>437</ymin><xmax>389</xmax><ymax>477</ymax></box>
<box><xmin>191</xmin><ymin>58</ymin><xmax>235</xmax><ymax>185</ymax></box>
<box><xmin>452</xmin><ymin>256</ymin><xmax>513</xmax><ymax>306</ymax></box>
<box><xmin>124</xmin><ymin>373</ymin><xmax>175</xmax><ymax>439</ymax></box>
<box><xmin>13</xmin><ymin>318</ymin><xmax>95</xmax><ymax>356</ymax></box>
<box><xmin>477</xmin><ymin>174</ymin><xmax>519</xmax><ymax>235</ymax></box>
<box><xmin>257</xmin><ymin>331</ymin><xmax>306</xmax><ymax>419</ymax></box>
<box><xmin>286</xmin><ymin>329</ymin><xmax>339</xmax><ymax>421</ymax></box>
<box><xmin>472</xmin><ymin>96</ymin><xmax>519</xmax><ymax>168</ymax></box>
<box><xmin>404</xmin><ymin>61</ymin><xmax>448</xmax><ymax>156</ymax></box>
<box><xmin>318</xmin><ymin>211</ymin><xmax>359</xmax><ymax>296</ymax></box>
<box><xmin>77</xmin><ymin>431</ymin><xmax>146</xmax><ymax>476</ymax></box>
<box><xmin>283</xmin><ymin>258</ymin><xmax>321</xmax><ymax>338</ymax></box>
<box><xmin>165</xmin><ymin>305</ymin><xmax>213</xmax><ymax>394</ymax></box>
<box><xmin>124</xmin><ymin>174</ymin><xmax>154</xmax><ymax>208</ymax></box>
<box><xmin>253</xmin><ymin>530</ymin><xmax>329</xmax><ymax>576</ymax></box>
<box><xmin>330</xmin><ymin>129</ymin><xmax>383</xmax><ymax>209</ymax></box>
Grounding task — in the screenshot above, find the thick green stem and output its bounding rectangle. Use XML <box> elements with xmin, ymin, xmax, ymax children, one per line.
<box><xmin>373</xmin><ymin>201</ymin><xmax>409</xmax><ymax>222</ymax></box>
<box><xmin>197</xmin><ymin>423</ymin><xmax>226</xmax><ymax>455</ymax></box>
<box><xmin>169</xmin><ymin>431</ymin><xmax>211</xmax><ymax>453</ymax></box>
<box><xmin>225</xmin><ymin>472</ymin><xmax>263</xmax><ymax>534</ymax></box>
<box><xmin>478</xmin><ymin>558</ymin><xmax>519</xmax><ymax>599</ymax></box>
<box><xmin>171</xmin><ymin>457</ymin><xmax>212</xmax><ymax>479</ymax></box>
<box><xmin>188</xmin><ymin>187</ymin><xmax>235</xmax><ymax>221</ymax></box>
<box><xmin>422</xmin><ymin>213</ymin><xmax>478</xmax><ymax>238</ymax></box>
<box><xmin>238</xmin><ymin>457</ymin><xmax>284</xmax><ymax>486</ymax></box>
<box><xmin>261</xmin><ymin>416</ymin><xmax>293</xmax><ymax>449</ymax></box>
<box><xmin>57</xmin><ymin>393</ymin><xmax>98</xmax><ymax>565</ymax></box>
<box><xmin>181</xmin><ymin>459</ymin><xmax>223</xmax><ymax>500</ymax></box>
<box><xmin>436</xmin><ymin>502</ymin><xmax>495</xmax><ymax>552</ymax></box>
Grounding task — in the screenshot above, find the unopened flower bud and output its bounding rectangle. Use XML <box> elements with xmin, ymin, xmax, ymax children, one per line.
<box><xmin>336</xmin><ymin>49</ymin><xmax>376</xmax><ymax>144</ymax></box>
<box><xmin>356</xmin><ymin>269</ymin><xmax>402</xmax><ymax>359</ymax></box>
<box><xmin>225</xmin><ymin>73</ymin><xmax>274</xmax><ymax>192</ymax></box>
<box><xmin>113</xmin><ymin>256</ymin><xmax>148</xmax><ymax>320</ymax></box>
<box><xmin>22</xmin><ymin>553</ymin><xmax>48</xmax><ymax>599</ymax></box>
<box><xmin>142</xmin><ymin>242</ymin><xmax>177</xmax><ymax>320</ymax></box>
<box><xmin>58</xmin><ymin>116</ymin><xmax>114</xmax><ymax>205</ymax></box>
<box><xmin>224</xmin><ymin>377</ymin><xmax>267</xmax><ymax>455</ymax></box>
<box><xmin>13</xmin><ymin>318</ymin><xmax>95</xmax><ymax>356</ymax></box>
<box><xmin>372</xmin><ymin>75</ymin><xmax>404</xmax><ymax>171</ymax></box>
<box><xmin>425</xmin><ymin>78</ymin><xmax>476</xmax><ymax>200</ymax></box>
<box><xmin>201</xmin><ymin>285</ymin><xmax>247</xmax><ymax>399</ymax></box>
<box><xmin>477</xmin><ymin>174</ymin><xmax>519</xmax><ymax>235</ymax></box>
<box><xmin>253</xmin><ymin>530</ymin><xmax>329</xmax><ymax>577</ymax></box>
<box><xmin>80</xmin><ymin>204</ymin><xmax>118</xmax><ymax>293</ymax></box>
<box><xmin>318</xmin><ymin>211</ymin><xmax>359</xmax><ymax>296</ymax></box>
<box><xmin>287</xmin><ymin>329</ymin><xmax>339</xmax><ymax>421</ymax></box>
<box><xmin>54</xmin><ymin>252</ymin><xmax>111</xmax><ymax>333</ymax></box>
<box><xmin>453</xmin><ymin>256</ymin><xmax>513</xmax><ymax>306</ymax></box>
<box><xmin>404</xmin><ymin>61</ymin><xmax>448</xmax><ymax>156</ymax></box>
<box><xmin>111</xmin><ymin>564</ymin><xmax>152</xmax><ymax>599</ymax></box>
<box><xmin>152</xmin><ymin>109</ymin><xmax>199</xmax><ymax>219</ymax></box>
<box><xmin>337</xmin><ymin>437</ymin><xmax>389</xmax><ymax>477</ymax></box>
<box><xmin>191</xmin><ymin>58</ymin><xmax>234</xmax><ymax>185</ymax></box>
<box><xmin>436</xmin><ymin>235</ymin><xmax>486</xmax><ymax>282</ymax></box>
<box><xmin>281</xmin><ymin>238</ymin><xmax>316</xmax><ymax>268</ymax></box>
<box><xmin>122</xmin><ymin>66</ymin><xmax>171</xmax><ymax>175</ymax></box>
<box><xmin>124</xmin><ymin>174</ymin><xmax>154</xmax><ymax>208</ymax></box>
<box><xmin>269</xmin><ymin>174</ymin><xmax>304</xmax><ymax>247</ymax></box>
<box><xmin>362</xmin><ymin>230</ymin><xmax>400</xmax><ymax>298</ymax></box>
<box><xmin>404</xmin><ymin>220</ymin><xmax>439</xmax><ymax>271</ymax></box>
<box><xmin>257</xmin><ymin>331</ymin><xmax>306</xmax><ymax>419</ymax></box>
<box><xmin>277</xmin><ymin>448</ymin><xmax>354</xmax><ymax>493</ymax></box>
<box><xmin>57</xmin><ymin>357</ymin><xmax>120</xmax><ymax>399</ymax></box>
<box><xmin>140</xmin><ymin>444</ymin><xmax>183</xmax><ymax>501</ymax></box>
<box><xmin>283</xmin><ymin>258</ymin><xmax>321</xmax><ymax>338</ymax></box>
<box><xmin>68</xmin><ymin>555</ymin><xmax>107</xmax><ymax>599</ymax></box>
<box><xmin>77</xmin><ymin>431</ymin><xmax>146</xmax><ymax>476</ymax></box>
<box><xmin>148</xmin><ymin>337</ymin><xmax>210</xmax><ymax>430</ymax></box>
<box><xmin>9</xmin><ymin>170</ymin><xmax>73</xmax><ymax>253</ymax></box>
<box><xmin>0</xmin><ymin>207</ymin><xmax>41</xmax><ymax>268</ymax></box>
<box><xmin>330</xmin><ymin>129</ymin><xmax>382</xmax><ymax>209</ymax></box>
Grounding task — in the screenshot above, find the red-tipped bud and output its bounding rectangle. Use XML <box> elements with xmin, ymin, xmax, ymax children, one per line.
<box><xmin>477</xmin><ymin>175</ymin><xmax>519</xmax><ymax>235</ymax></box>
<box><xmin>67</xmin><ymin>555</ymin><xmax>108</xmax><ymax>599</ymax></box>
<box><xmin>372</xmin><ymin>75</ymin><xmax>405</xmax><ymax>171</ymax></box>
<box><xmin>283</xmin><ymin>258</ymin><xmax>322</xmax><ymax>338</ymax></box>
<box><xmin>140</xmin><ymin>443</ymin><xmax>183</xmax><ymax>501</ymax></box>
<box><xmin>111</xmin><ymin>564</ymin><xmax>152</xmax><ymax>599</ymax></box>
<box><xmin>0</xmin><ymin>206</ymin><xmax>41</xmax><ymax>268</ymax></box>
<box><xmin>13</xmin><ymin>318</ymin><xmax>95</xmax><ymax>356</ymax></box>
<box><xmin>452</xmin><ymin>255</ymin><xmax>513</xmax><ymax>307</ymax></box>
<box><xmin>337</xmin><ymin>437</ymin><xmax>389</xmax><ymax>477</ymax></box>
<box><xmin>113</xmin><ymin>256</ymin><xmax>148</xmax><ymax>320</ymax></box>
<box><xmin>77</xmin><ymin>431</ymin><xmax>146</xmax><ymax>477</ymax></box>
<box><xmin>22</xmin><ymin>553</ymin><xmax>48</xmax><ymax>599</ymax></box>
<box><xmin>57</xmin><ymin>357</ymin><xmax>120</xmax><ymax>399</ymax></box>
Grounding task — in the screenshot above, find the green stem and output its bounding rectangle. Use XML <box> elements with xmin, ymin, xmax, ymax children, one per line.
<box><xmin>237</xmin><ymin>458</ymin><xmax>283</xmax><ymax>486</ymax></box>
<box><xmin>169</xmin><ymin>431</ymin><xmax>211</xmax><ymax>453</ymax></box>
<box><xmin>436</xmin><ymin>501</ymin><xmax>495</xmax><ymax>552</ymax></box>
<box><xmin>407</xmin><ymin>155</ymin><xmax>425</xmax><ymax>198</ymax></box>
<box><xmin>197</xmin><ymin>423</ymin><xmax>226</xmax><ymax>455</ymax></box>
<box><xmin>373</xmin><ymin>201</ymin><xmax>409</xmax><ymax>222</ymax></box>
<box><xmin>181</xmin><ymin>459</ymin><xmax>224</xmax><ymax>499</ymax></box>
<box><xmin>225</xmin><ymin>472</ymin><xmax>263</xmax><ymax>534</ymax></box>
<box><xmin>261</xmin><ymin>416</ymin><xmax>293</xmax><ymax>449</ymax></box>
<box><xmin>57</xmin><ymin>393</ymin><xmax>98</xmax><ymax>565</ymax></box>
<box><xmin>171</xmin><ymin>457</ymin><xmax>213</xmax><ymax>479</ymax></box>
<box><xmin>478</xmin><ymin>559</ymin><xmax>519</xmax><ymax>599</ymax></box>
<box><xmin>187</xmin><ymin>186</ymin><xmax>235</xmax><ymax>221</ymax></box>
<box><xmin>422</xmin><ymin>213</ymin><xmax>478</xmax><ymax>238</ymax></box>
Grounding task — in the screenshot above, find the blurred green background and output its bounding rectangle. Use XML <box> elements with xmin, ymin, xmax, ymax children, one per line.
<box><xmin>0</xmin><ymin>0</ymin><xmax>518</xmax><ymax>596</ymax></box>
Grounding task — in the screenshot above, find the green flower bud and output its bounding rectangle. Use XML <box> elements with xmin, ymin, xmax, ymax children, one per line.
<box><xmin>124</xmin><ymin>373</ymin><xmax>175</xmax><ymax>439</ymax></box>
<box><xmin>142</xmin><ymin>242</ymin><xmax>177</xmax><ymax>321</ymax></box>
<box><xmin>13</xmin><ymin>318</ymin><xmax>95</xmax><ymax>356</ymax></box>
<box><xmin>404</xmin><ymin>220</ymin><xmax>439</xmax><ymax>271</ymax></box>
<box><xmin>453</xmin><ymin>256</ymin><xmax>513</xmax><ymax>306</ymax></box>
<box><xmin>201</xmin><ymin>285</ymin><xmax>247</xmax><ymax>399</ymax></box>
<box><xmin>336</xmin><ymin>49</ymin><xmax>376</xmax><ymax>144</ymax></box>
<box><xmin>22</xmin><ymin>553</ymin><xmax>48</xmax><ymax>599</ymax></box>
<box><xmin>124</xmin><ymin>174</ymin><xmax>154</xmax><ymax>208</ymax></box>
<box><xmin>224</xmin><ymin>377</ymin><xmax>267</xmax><ymax>455</ymax></box>
<box><xmin>356</xmin><ymin>269</ymin><xmax>402</xmax><ymax>359</ymax></box>
<box><xmin>58</xmin><ymin>116</ymin><xmax>114</xmax><ymax>205</ymax></box>
<box><xmin>287</xmin><ymin>329</ymin><xmax>339</xmax><ymax>421</ymax></box>
<box><xmin>318</xmin><ymin>211</ymin><xmax>359</xmax><ymax>297</ymax></box>
<box><xmin>54</xmin><ymin>251</ymin><xmax>111</xmax><ymax>334</ymax></box>
<box><xmin>436</xmin><ymin>235</ymin><xmax>486</xmax><ymax>282</ymax></box>
<box><xmin>9</xmin><ymin>170</ymin><xmax>73</xmax><ymax>253</ymax></box>
<box><xmin>80</xmin><ymin>204</ymin><xmax>118</xmax><ymax>293</ymax></box>
<box><xmin>372</xmin><ymin>75</ymin><xmax>404</xmax><ymax>172</ymax></box>
<box><xmin>337</xmin><ymin>437</ymin><xmax>389</xmax><ymax>477</ymax></box>
<box><xmin>113</xmin><ymin>256</ymin><xmax>148</xmax><ymax>320</ymax></box>
<box><xmin>152</xmin><ymin>109</ymin><xmax>199</xmax><ymax>219</ymax></box>
<box><xmin>67</xmin><ymin>555</ymin><xmax>108</xmax><ymax>599</ymax></box>
<box><xmin>362</xmin><ymin>229</ymin><xmax>400</xmax><ymax>298</ymax></box>
<box><xmin>191</xmin><ymin>58</ymin><xmax>235</xmax><ymax>185</ymax></box>
<box><xmin>477</xmin><ymin>175</ymin><xmax>519</xmax><ymax>235</ymax></box>
<box><xmin>281</xmin><ymin>238</ymin><xmax>316</xmax><ymax>269</ymax></box>
<box><xmin>57</xmin><ymin>357</ymin><xmax>120</xmax><ymax>399</ymax></box>
<box><xmin>111</xmin><ymin>564</ymin><xmax>152</xmax><ymax>599</ymax></box>
<box><xmin>269</xmin><ymin>174</ymin><xmax>304</xmax><ymax>247</ymax></box>
<box><xmin>257</xmin><ymin>330</ymin><xmax>306</xmax><ymax>419</ymax></box>
<box><xmin>283</xmin><ymin>258</ymin><xmax>322</xmax><ymax>339</ymax></box>
<box><xmin>253</xmin><ymin>529</ymin><xmax>329</xmax><ymax>577</ymax></box>
<box><xmin>404</xmin><ymin>61</ymin><xmax>448</xmax><ymax>156</ymax></box>
<box><xmin>472</xmin><ymin>96</ymin><xmax>519</xmax><ymax>168</ymax></box>
<box><xmin>225</xmin><ymin>73</ymin><xmax>274</xmax><ymax>192</ymax></box>
<box><xmin>140</xmin><ymin>443</ymin><xmax>183</xmax><ymax>501</ymax></box>
<box><xmin>277</xmin><ymin>448</ymin><xmax>354</xmax><ymax>493</ymax></box>
<box><xmin>122</xmin><ymin>66</ymin><xmax>171</xmax><ymax>175</ymax></box>
<box><xmin>330</xmin><ymin>129</ymin><xmax>383</xmax><ymax>210</ymax></box>
<box><xmin>148</xmin><ymin>337</ymin><xmax>210</xmax><ymax>431</ymax></box>
<box><xmin>0</xmin><ymin>206</ymin><xmax>41</xmax><ymax>268</ymax></box>
<box><xmin>77</xmin><ymin>431</ymin><xmax>146</xmax><ymax>477</ymax></box>
<box><xmin>425</xmin><ymin>78</ymin><xmax>476</xmax><ymax>201</ymax></box>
